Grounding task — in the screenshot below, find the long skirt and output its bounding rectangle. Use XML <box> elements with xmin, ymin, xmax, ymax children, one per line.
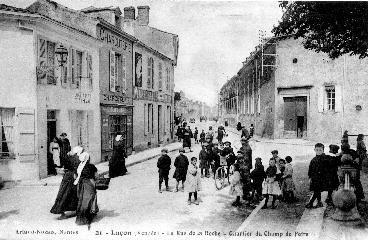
<box><xmin>76</xmin><ymin>179</ymin><xmax>99</xmax><ymax>225</ymax></box>
<box><xmin>262</xmin><ymin>179</ymin><xmax>281</xmax><ymax>196</ymax></box>
<box><xmin>183</xmin><ymin>137</ymin><xmax>191</xmax><ymax>148</ymax></box>
<box><xmin>109</xmin><ymin>157</ymin><xmax>127</xmax><ymax>178</ymax></box>
<box><xmin>50</xmin><ymin>171</ymin><xmax>78</xmax><ymax>214</ymax></box>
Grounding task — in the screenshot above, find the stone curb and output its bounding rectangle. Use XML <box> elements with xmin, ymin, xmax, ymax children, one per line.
<box><xmin>14</xmin><ymin>145</ymin><xmax>182</xmax><ymax>187</ymax></box>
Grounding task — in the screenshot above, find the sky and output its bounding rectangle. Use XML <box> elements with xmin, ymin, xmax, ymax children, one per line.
<box><xmin>2</xmin><ymin>0</ymin><xmax>283</xmax><ymax>106</ymax></box>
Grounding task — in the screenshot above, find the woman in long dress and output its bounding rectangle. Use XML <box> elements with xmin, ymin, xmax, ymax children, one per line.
<box><xmin>50</xmin><ymin>147</ymin><xmax>80</xmax><ymax>219</ymax></box>
<box><xmin>109</xmin><ymin>135</ymin><xmax>128</xmax><ymax>178</ymax></box>
<box><xmin>49</xmin><ymin>137</ymin><xmax>60</xmax><ymax>168</ymax></box>
<box><xmin>74</xmin><ymin>147</ymin><xmax>99</xmax><ymax>228</ymax></box>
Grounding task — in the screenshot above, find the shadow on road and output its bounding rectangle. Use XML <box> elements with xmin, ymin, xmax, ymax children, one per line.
<box><xmin>0</xmin><ymin>209</ymin><xmax>19</xmax><ymax>220</ymax></box>
<box><xmin>92</xmin><ymin>209</ymin><xmax>120</xmax><ymax>223</ymax></box>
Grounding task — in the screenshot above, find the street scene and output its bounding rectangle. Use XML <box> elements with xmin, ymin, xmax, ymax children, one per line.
<box><xmin>1</xmin><ymin>1</ymin><xmax>368</xmax><ymax>240</ymax></box>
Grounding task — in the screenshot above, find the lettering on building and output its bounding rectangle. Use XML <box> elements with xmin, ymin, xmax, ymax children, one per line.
<box><xmin>97</xmin><ymin>26</ymin><xmax>129</xmax><ymax>51</ymax></box>
<box><xmin>134</xmin><ymin>88</ymin><xmax>172</xmax><ymax>103</ymax></box>
<box><xmin>102</xmin><ymin>94</ymin><xmax>133</xmax><ymax>105</ymax></box>
<box><xmin>74</xmin><ymin>92</ymin><xmax>91</xmax><ymax>104</ymax></box>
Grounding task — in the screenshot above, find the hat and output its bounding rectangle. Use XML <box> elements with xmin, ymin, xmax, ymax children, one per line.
<box><xmin>60</xmin><ymin>133</ymin><xmax>67</xmax><ymax>137</ymax></box>
<box><xmin>161</xmin><ymin>148</ymin><xmax>168</xmax><ymax>153</ymax></box>
<box><xmin>224</xmin><ymin>141</ymin><xmax>231</xmax><ymax>145</ymax></box>
<box><xmin>271</xmin><ymin>150</ymin><xmax>278</xmax><ymax>154</ymax></box>
<box><xmin>179</xmin><ymin>148</ymin><xmax>185</xmax><ymax>153</ymax></box>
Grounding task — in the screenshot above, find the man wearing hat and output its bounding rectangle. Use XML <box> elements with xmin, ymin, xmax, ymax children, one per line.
<box><xmin>157</xmin><ymin>148</ymin><xmax>172</xmax><ymax>193</ymax></box>
<box><xmin>59</xmin><ymin>133</ymin><xmax>71</xmax><ymax>168</ymax></box>
<box><xmin>199</xmin><ymin>142</ymin><xmax>211</xmax><ymax>178</ymax></box>
<box><xmin>240</xmin><ymin>137</ymin><xmax>253</xmax><ymax>170</ymax></box>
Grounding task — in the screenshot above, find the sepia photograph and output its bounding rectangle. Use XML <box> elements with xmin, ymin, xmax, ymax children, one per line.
<box><xmin>0</xmin><ymin>0</ymin><xmax>367</xmax><ymax>239</ymax></box>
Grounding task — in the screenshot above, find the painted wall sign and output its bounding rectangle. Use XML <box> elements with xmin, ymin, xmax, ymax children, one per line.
<box><xmin>101</xmin><ymin>93</ymin><xmax>133</xmax><ymax>105</ymax></box>
<box><xmin>134</xmin><ymin>88</ymin><xmax>172</xmax><ymax>103</ymax></box>
<box><xmin>102</xmin><ymin>106</ymin><xmax>133</xmax><ymax>115</ymax></box>
<box><xmin>97</xmin><ymin>26</ymin><xmax>130</xmax><ymax>51</ymax></box>
<box><xmin>74</xmin><ymin>92</ymin><xmax>91</xmax><ymax>104</ymax></box>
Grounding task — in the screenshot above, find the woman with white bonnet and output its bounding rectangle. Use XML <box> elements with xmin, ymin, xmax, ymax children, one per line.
<box><xmin>74</xmin><ymin>146</ymin><xmax>98</xmax><ymax>228</ymax></box>
<box><xmin>109</xmin><ymin>135</ymin><xmax>128</xmax><ymax>178</ymax></box>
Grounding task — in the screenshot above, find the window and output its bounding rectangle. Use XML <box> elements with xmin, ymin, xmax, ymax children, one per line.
<box><xmin>147</xmin><ymin>104</ymin><xmax>153</xmax><ymax>134</ymax></box>
<box><xmin>166</xmin><ymin>68</ymin><xmax>170</xmax><ymax>91</ymax></box>
<box><xmin>158</xmin><ymin>62</ymin><xmax>163</xmax><ymax>90</ymax></box>
<box><xmin>109</xmin><ymin>115</ymin><xmax>127</xmax><ymax>149</ymax></box>
<box><xmin>326</xmin><ymin>86</ymin><xmax>336</xmax><ymax>111</ymax></box>
<box><xmin>0</xmin><ymin>108</ymin><xmax>15</xmax><ymax>159</ymax></box>
<box><xmin>122</xmin><ymin>55</ymin><xmax>127</xmax><ymax>94</ymax></box>
<box><xmin>70</xmin><ymin>49</ymin><xmax>82</xmax><ymax>88</ymax></box>
<box><xmin>147</xmin><ymin>57</ymin><xmax>154</xmax><ymax>89</ymax></box>
<box><xmin>38</xmin><ymin>38</ymin><xmax>56</xmax><ymax>85</ymax></box>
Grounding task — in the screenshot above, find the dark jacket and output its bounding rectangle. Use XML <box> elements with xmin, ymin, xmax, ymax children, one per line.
<box><xmin>222</xmin><ymin>147</ymin><xmax>236</xmax><ymax>166</ymax></box>
<box><xmin>241</xmin><ymin>127</ymin><xmax>250</xmax><ymax>139</ymax></box>
<box><xmin>322</xmin><ymin>154</ymin><xmax>340</xmax><ymax>191</ymax></box>
<box><xmin>157</xmin><ymin>155</ymin><xmax>171</xmax><ymax>171</ymax></box>
<box><xmin>308</xmin><ymin>154</ymin><xmax>325</xmax><ymax>191</ymax></box>
<box><xmin>199</xmin><ymin>149</ymin><xmax>211</xmax><ymax>168</ymax></box>
<box><xmin>250</xmin><ymin>164</ymin><xmax>266</xmax><ymax>184</ymax></box>
<box><xmin>266</xmin><ymin>165</ymin><xmax>277</xmax><ymax>178</ymax></box>
<box><xmin>174</xmin><ymin>155</ymin><xmax>189</xmax><ymax>169</ymax></box>
<box><xmin>240</xmin><ymin>145</ymin><xmax>253</xmax><ymax>169</ymax></box>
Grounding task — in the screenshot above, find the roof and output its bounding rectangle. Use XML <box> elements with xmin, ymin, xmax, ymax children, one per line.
<box><xmin>97</xmin><ymin>17</ymin><xmax>137</xmax><ymax>42</ymax></box>
<box><xmin>81</xmin><ymin>6</ymin><xmax>122</xmax><ymax>15</ymax></box>
<box><xmin>0</xmin><ymin>4</ymin><xmax>32</xmax><ymax>14</ymax></box>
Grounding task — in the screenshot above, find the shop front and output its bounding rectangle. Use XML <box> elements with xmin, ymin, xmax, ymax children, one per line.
<box><xmin>101</xmin><ymin>104</ymin><xmax>133</xmax><ymax>162</ymax></box>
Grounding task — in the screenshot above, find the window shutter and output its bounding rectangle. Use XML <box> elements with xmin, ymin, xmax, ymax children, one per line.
<box><xmin>147</xmin><ymin>58</ymin><xmax>151</xmax><ymax>89</ymax></box>
<box><xmin>144</xmin><ymin>104</ymin><xmax>147</xmax><ymax>135</ymax></box>
<box><xmin>122</xmin><ymin>55</ymin><xmax>127</xmax><ymax>94</ymax></box>
<box><xmin>151</xmin><ymin>59</ymin><xmax>155</xmax><ymax>89</ymax></box>
<box><xmin>318</xmin><ymin>86</ymin><xmax>325</xmax><ymax>113</ymax></box>
<box><xmin>37</xmin><ymin>38</ymin><xmax>47</xmax><ymax>84</ymax></box>
<box><xmin>335</xmin><ymin>85</ymin><xmax>342</xmax><ymax>112</ymax></box>
<box><xmin>16</xmin><ymin>108</ymin><xmax>36</xmax><ymax>162</ymax></box>
<box><xmin>71</xmin><ymin>48</ymin><xmax>76</xmax><ymax>87</ymax></box>
<box><xmin>87</xmin><ymin>54</ymin><xmax>93</xmax><ymax>89</ymax></box>
<box><xmin>110</xmin><ymin>50</ymin><xmax>116</xmax><ymax>92</ymax></box>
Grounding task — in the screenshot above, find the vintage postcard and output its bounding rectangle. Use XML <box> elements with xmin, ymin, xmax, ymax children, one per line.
<box><xmin>0</xmin><ymin>0</ymin><xmax>367</xmax><ymax>240</ymax></box>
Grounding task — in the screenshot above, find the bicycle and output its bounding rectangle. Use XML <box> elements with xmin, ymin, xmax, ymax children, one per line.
<box><xmin>214</xmin><ymin>156</ymin><xmax>234</xmax><ymax>190</ymax></box>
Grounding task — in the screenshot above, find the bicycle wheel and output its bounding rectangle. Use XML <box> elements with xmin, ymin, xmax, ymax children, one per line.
<box><xmin>215</xmin><ymin>167</ymin><xmax>225</xmax><ymax>190</ymax></box>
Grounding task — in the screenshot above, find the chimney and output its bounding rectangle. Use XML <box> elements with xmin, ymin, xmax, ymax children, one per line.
<box><xmin>124</xmin><ymin>6</ymin><xmax>135</xmax><ymax>20</ymax></box>
<box><xmin>137</xmin><ymin>6</ymin><xmax>149</xmax><ymax>26</ymax></box>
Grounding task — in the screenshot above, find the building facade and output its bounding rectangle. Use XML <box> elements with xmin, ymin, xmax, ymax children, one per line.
<box><xmin>219</xmin><ymin>37</ymin><xmax>368</xmax><ymax>144</ymax></box>
<box><xmin>82</xmin><ymin>7</ymin><xmax>136</xmax><ymax>160</ymax></box>
<box><xmin>0</xmin><ymin>1</ymin><xmax>101</xmax><ymax>181</ymax></box>
<box><xmin>122</xmin><ymin>6</ymin><xmax>179</xmax><ymax>152</ymax></box>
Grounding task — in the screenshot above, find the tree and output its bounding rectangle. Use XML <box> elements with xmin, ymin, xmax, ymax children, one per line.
<box><xmin>272</xmin><ymin>1</ymin><xmax>368</xmax><ymax>59</ymax></box>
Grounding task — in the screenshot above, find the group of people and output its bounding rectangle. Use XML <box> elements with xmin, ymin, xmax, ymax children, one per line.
<box><xmin>48</xmin><ymin>133</ymin><xmax>71</xmax><ymax>175</ymax></box>
<box><xmin>306</xmin><ymin>134</ymin><xmax>367</xmax><ymax>208</ymax></box>
<box><xmin>50</xmin><ymin>145</ymin><xmax>98</xmax><ymax>228</ymax></box>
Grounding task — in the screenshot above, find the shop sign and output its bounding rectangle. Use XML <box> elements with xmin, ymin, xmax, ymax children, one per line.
<box><xmin>74</xmin><ymin>92</ymin><xmax>91</xmax><ymax>104</ymax></box>
<box><xmin>97</xmin><ymin>26</ymin><xmax>130</xmax><ymax>51</ymax></box>
<box><xmin>134</xmin><ymin>88</ymin><xmax>172</xmax><ymax>103</ymax></box>
<box><xmin>101</xmin><ymin>93</ymin><xmax>133</xmax><ymax>105</ymax></box>
<box><xmin>102</xmin><ymin>106</ymin><xmax>133</xmax><ymax>115</ymax></box>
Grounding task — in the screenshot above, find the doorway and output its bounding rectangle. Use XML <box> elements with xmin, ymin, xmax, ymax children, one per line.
<box><xmin>283</xmin><ymin>97</ymin><xmax>307</xmax><ymax>138</ymax></box>
<box><xmin>47</xmin><ymin>110</ymin><xmax>57</xmax><ymax>175</ymax></box>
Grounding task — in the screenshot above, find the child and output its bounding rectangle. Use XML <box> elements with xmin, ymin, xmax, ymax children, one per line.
<box><xmin>194</xmin><ymin>127</ymin><xmax>199</xmax><ymax>144</ymax></box>
<box><xmin>282</xmin><ymin>156</ymin><xmax>296</xmax><ymax>203</ymax></box>
<box><xmin>200</xmin><ymin>130</ymin><xmax>206</xmax><ymax>146</ymax></box>
<box><xmin>277</xmin><ymin>159</ymin><xmax>286</xmax><ymax>200</ymax></box>
<box><xmin>173</xmin><ymin>149</ymin><xmax>189</xmax><ymax>192</ymax></box>
<box><xmin>306</xmin><ymin>143</ymin><xmax>325</xmax><ymax>208</ymax></box>
<box><xmin>229</xmin><ymin>163</ymin><xmax>243</xmax><ymax>206</ymax></box>
<box><xmin>185</xmin><ymin>157</ymin><xmax>202</xmax><ymax>205</ymax></box>
<box><xmin>157</xmin><ymin>148</ymin><xmax>172</xmax><ymax>193</ymax></box>
<box><xmin>250</xmin><ymin>158</ymin><xmax>266</xmax><ymax>203</ymax></box>
<box><xmin>262</xmin><ymin>158</ymin><xmax>281</xmax><ymax>209</ymax></box>
<box><xmin>199</xmin><ymin>143</ymin><xmax>211</xmax><ymax>178</ymax></box>
<box><xmin>271</xmin><ymin>150</ymin><xmax>281</xmax><ymax>172</ymax></box>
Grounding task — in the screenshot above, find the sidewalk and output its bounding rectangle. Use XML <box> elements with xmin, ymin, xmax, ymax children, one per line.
<box><xmin>17</xmin><ymin>141</ymin><xmax>182</xmax><ymax>187</ymax></box>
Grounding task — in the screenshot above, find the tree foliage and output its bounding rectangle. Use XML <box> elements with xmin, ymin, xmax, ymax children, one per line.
<box><xmin>174</xmin><ymin>92</ymin><xmax>181</xmax><ymax>101</ymax></box>
<box><xmin>272</xmin><ymin>1</ymin><xmax>368</xmax><ymax>59</ymax></box>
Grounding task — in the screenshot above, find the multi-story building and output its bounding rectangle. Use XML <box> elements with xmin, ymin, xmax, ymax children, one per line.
<box><xmin>122</xmin><ymin>6</ymin><xmax>179</xmax><ymax>152</ymax></box>
<box><xmin>219</xmin><ymin>37</ymin><xmax>368</xmax><ymax>144</ymax></box>
<box><xmin>0</xmin><ymin>1</ymin><xmax>101</xmax><ymax>181</ymax></box>
<box><xmin>81</xmin><ymin>6</ymin><xmax>137</xmax><ymax>160</ymax></box>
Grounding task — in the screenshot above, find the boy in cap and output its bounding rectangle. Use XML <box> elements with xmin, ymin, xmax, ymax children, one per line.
<box><xmin>173</xmin><ymin>148</ymin><xmax>189</xmax><ymax>192</ymax></box>
<box><xmin>199</xmin><ymin>143</ymin><xmax>211</xmax><ymax>178</ymax></box>
<box><xmin>157</xmin><ymin>148</ymin><xmax>172</xmax><ymax>193</ymax></box>
<box><xmin>306</xmin><ymin>143</ymin><xmax>325</xmax><ymax>208</ymax></box>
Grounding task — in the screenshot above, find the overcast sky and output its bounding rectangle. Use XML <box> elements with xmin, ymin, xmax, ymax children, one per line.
<box><xmin>2</xmin><ymin>0</ymin><xmax>283</xmax><ymax>106</ymax></box>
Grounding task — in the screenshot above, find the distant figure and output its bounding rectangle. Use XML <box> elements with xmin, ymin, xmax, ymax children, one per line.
<box><xmin>50</xmin><ymin>137</ymin><xmax>61</xmax><ymax>168</ymax></box>
<box><xmin>59</xmin><ymin>133</ymin><xmax>71</xmax><ymax>168</ymax></box>
<box><xmin>199</xmin><ymin>130</ymin><xmax>206</xmax><ymax>145</ymax></box>
<box><xmin>199</xmin><ymin>143</ymin><xmax>211</xmax><ymax>178</ymax></box>
<box><xmin>109</xmin><ymin>135</ymin><xmax>127</xmax><ymax>178</ymax></box>
<box><xmin>249</xmin><ymin>124</ymin><xmax>254</xmax><ymax>138</ymax></box>
<box><xmin>182</xmin><ymin>126</ymin><xmax>193</xmax><ymax>152</ymax></box>
<box><xmin>194</xmin><ymin>127</ymin><xmax>199</xmax><ymax>144</ymax></box>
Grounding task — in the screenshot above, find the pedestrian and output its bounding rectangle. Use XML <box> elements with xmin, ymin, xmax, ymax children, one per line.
<box><xmin>236</xmin><ymin>122</ymin><xmax>242</xmax><ymax>131</ymax></box>
<box><xmin>185</xmin><ymin>157</ymin><xmax>202</xmax><ymax>205</ymax></box>
<box><xmin>211</xmin><ymin>141</ymin><xmax>220</xmax><ymax>178</ymax></box>
<box><xmin>199</xmin><ymin>143</ymin><xmax>211</xmax><ymax>178</ymax></box>
<box><xmin>109</xmin><ymin>135</ymin><xmax>128</xmax><ymax>178</ymax></box>
<box><xmin>236</xmin><ymin>151</ymin><xmax>252</xmax><ymax>203</ymax></box>
<box><xmin>277</xmin><ymin>158</ymin><xmax>286</xmax><ymax>199</ymax></box>
<box><xmin>157</xmin><ymin>148</ymin><xmax>172</xmax><ymax>193</ymax></box>
<box><xmin>357</xmin><ymin>134</ymin><xmax>367</xmax><ymax>168</ymax></box>
<box><xmin>50</xmin><ymin>147</ymin><xmax>80</xmax><ymax>219</ymax></box>
<box><xmin>206</xmin><ymin>126</ymin><xmax>214</xmax><ymax>143</ymax></box>
<box><xmin>240</xmin><ymin>137</ymin><xmax>253</xmax><ymax>170</ymax></box>
<box><xmin>249</xmin><ymin>124</ymin><xmax>254</xmax><ymax>138</ymax></box>
<box><xmin>217</xmin><ymin>126</ymin><xmax>224</xmax><ymax>144</ymax></box>
<box><xmin>223</xmin><ymin>141</ymin><xmax>236</xmax><ymax>177</ymax></box>
<box><xmin>59</xmin><ymin>133</ymin><xmax>71</xmax><ymax>168</ymax></box>
<box><xmin>74</xmin><ymin>146</ymin><xmax>98</xmax><ymax>228</ymax></box>
<box><xmin>194</xmin><ymin>127</ymin><xmax>199</xmax><ymax>144</ymax></box>
<box><xmin>241</xmin><ymin>125</ymin><xmax>250</xmax><ymax>140</ymax></box>
<box><xmin>262</xmin><ymin>158</ymin><xmax>281</xmax><ymax>209</ymax></box>
<box><xmin>281</xmin><ymin>156</ymin><xmax>296</xmax><ymax>203</ymax></box>
<box><xmin>250</xmin><ymin>157</ymin><xmax>266</xmax><ymax>203</ymax></box>
<box><xmin>50</xmin><ymin>137</ymin><xmax>61</xmax><ymax>168</ymax></box>
<box><xmin>305</xmin><ymin>143</ymin><xmax>325</xmax><ymax>208</ymax></box>
<box><xmin>182</xmin><ymin>126</ymin><xmax>193</xmax><ymax>152</ymax></box>
<box><xmin>271</xmin><ymin>150</ymin><xmax>281</xmax><ymax>173</ymax></box>
<box><xmin>324</xmin><ymin>145</ymin><xmax>340</xmax><ymax>205</ymax></box>
<box><xmin>176</xmin><ymin>125</ymin><xmax>183</xmax><ymax>142</ymax></box>
<box><xmin>200</xmin><ymin>130</ymin><xmax>206</xmax><ymax>146</ymax></box>
<box><xmin>173</xmin><ymin>149</ymin><xmax>189</xmax><ymax>192</ymax></box>
<box><xmin>229</xmin><ymin>163</ymin><xmax>243</xmax><ymax>206</ymax></box>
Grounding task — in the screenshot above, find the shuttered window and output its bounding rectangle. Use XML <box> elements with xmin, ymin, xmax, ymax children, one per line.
<box><xmin>110</xmin><ymin>50</ymin><xmax>116</xmax><ymax>92</ymax></box>
<box><xmin>122</xmin><ymin>55</ymin><xmax>127</xmax><ymax>94</ymax></box>
<box><xmin>147</xmin><ymin>57</ymin><xmax>152</xmax><ymax>89</ymax></box>
<box><xmin>158</xmin><ymin>62</ymin><xmax>163</xmax><ymax>90</ymax></box>
<box><xmin>37</xmin><ymin>38</ymin><xmax>56</xmax><ymax>85</ymax></box>
<box><xmin>0</xmin><ymin>108</ymin><xmax>15</xmax><ymax>159</ymax></box>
